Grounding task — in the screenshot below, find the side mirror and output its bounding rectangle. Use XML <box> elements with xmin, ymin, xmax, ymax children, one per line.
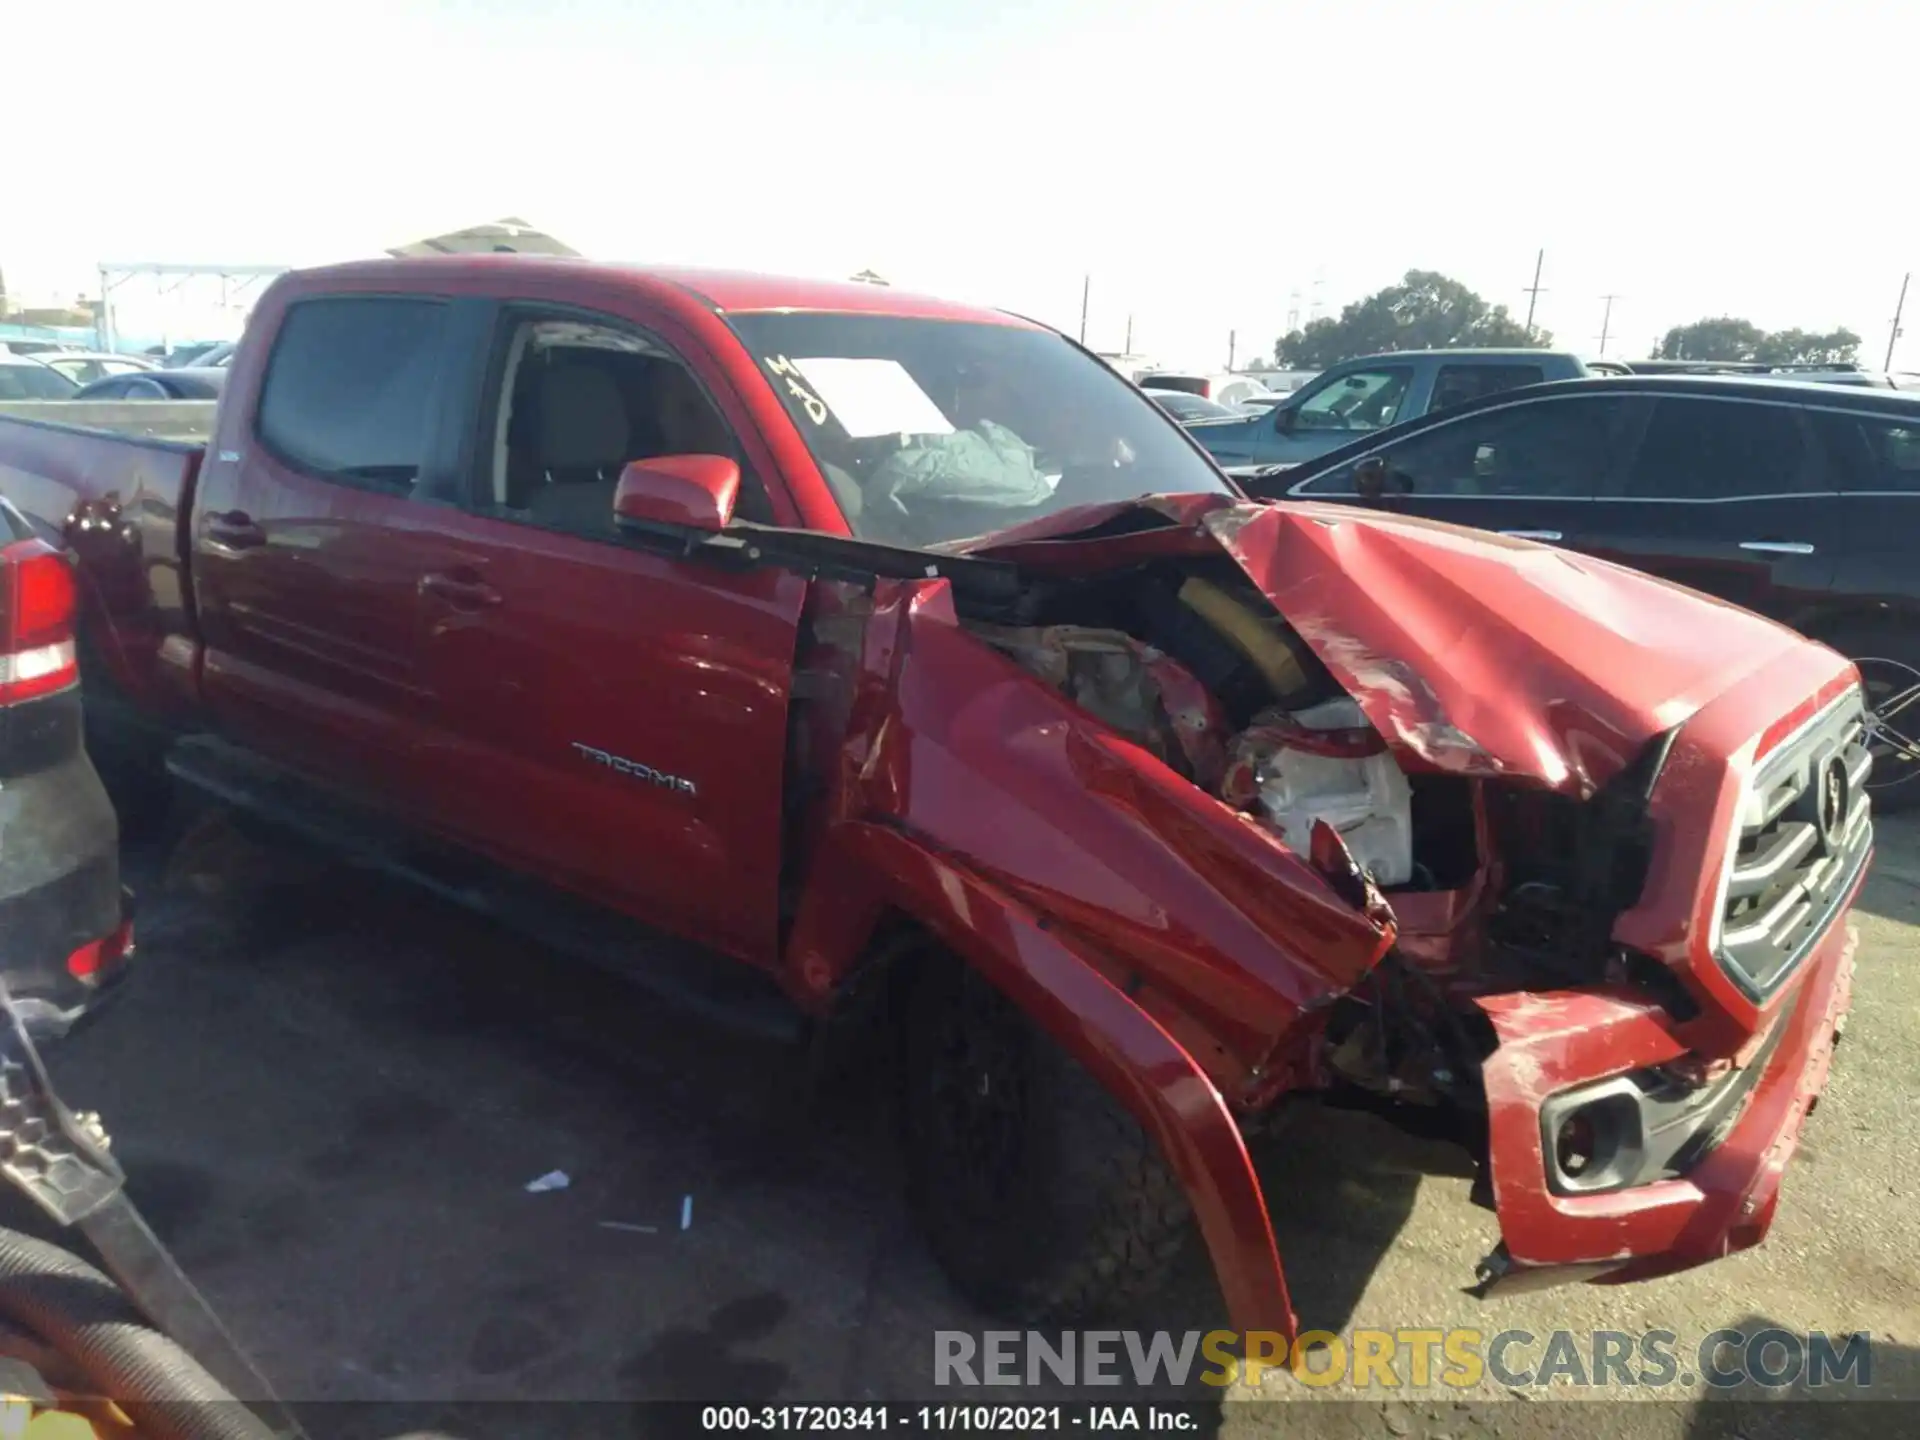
<box><xmin>1271</xmin><ymin>405</ymin><xmax>1295</xmax><ymax>432</ymax></box>
<box><xmin>614</xmin><ymin>454</ymin><xmax>740</xmax><ymax>533</ymax></box>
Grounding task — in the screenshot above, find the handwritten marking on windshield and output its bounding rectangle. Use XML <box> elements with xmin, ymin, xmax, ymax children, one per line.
<box><xmin>766</xmin><ymin>355</ymin><xmax>829</xmax><ymax>426</ymax></box>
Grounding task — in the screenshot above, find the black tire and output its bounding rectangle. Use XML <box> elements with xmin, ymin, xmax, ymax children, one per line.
<box><xmin>1823</xmin><ymin>621</ymin><xmax>1920</xmax><ymax>815</ymax></box>
<box><xmin>901</xmin><ymin>955</ymin><xmax>1194</xmax><ymax>1323</ymax></box>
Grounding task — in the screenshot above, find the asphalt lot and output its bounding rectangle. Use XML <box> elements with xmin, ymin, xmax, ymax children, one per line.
<box><xmin>34</xmin><ymin>801</ymin><xmax>1920</xmax><ymax>1438</ymax></box>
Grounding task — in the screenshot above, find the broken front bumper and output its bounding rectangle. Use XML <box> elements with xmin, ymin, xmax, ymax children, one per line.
<box><xmin>1474</xmin><ymin>902</ymin><xmax>1859</xmax><ymax>1294</ymax></box>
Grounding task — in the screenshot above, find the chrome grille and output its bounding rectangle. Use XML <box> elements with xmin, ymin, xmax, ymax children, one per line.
<box><xmin>1715</xmin><ymin>690</ymin><xmax>1872</xmax><ymax>1000</ymax></box>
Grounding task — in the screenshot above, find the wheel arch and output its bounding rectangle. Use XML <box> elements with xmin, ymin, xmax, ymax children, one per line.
<box><xmin>834</xmin><ymin>818</ymin><xmax>1299</xmax><ymax>1341</ymax></box>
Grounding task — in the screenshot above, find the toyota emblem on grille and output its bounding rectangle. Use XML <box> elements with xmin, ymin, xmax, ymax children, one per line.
<box><xmin>1817</xmin><ymin>754</ymin><xmax>1850</xmax><ymax>847</ymax></box>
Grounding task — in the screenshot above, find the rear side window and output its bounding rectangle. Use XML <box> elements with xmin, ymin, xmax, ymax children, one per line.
<box><xmin>256</xmin><ymin>298</ymin><xmax>449</xmax><ymax>487</ymax></box>
<box><xmin>1429</xmin><ymin>363</ymin><xmax>1547</xmax><ymax>412</ymax></box>
<box><xmin>1815</xmin><ymin>411</ymin><xmax>1920</xmax><ymax>494</ymax></box>
<box><xmin>1618</xmin><ymin>398</ymin><xmax>1807</xmax><ymax>500</ymax></box>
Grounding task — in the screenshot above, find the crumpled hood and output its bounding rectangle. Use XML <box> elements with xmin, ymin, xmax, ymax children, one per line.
<box><xmin>1212</xmin><ymin>501</ymin><xmax>1816</xmax><ymax>797</ymax></box>
<box><xmin>969</xmin><ymin>495</ymin><xmax>1818</xmax><ymax>798</ymax></box>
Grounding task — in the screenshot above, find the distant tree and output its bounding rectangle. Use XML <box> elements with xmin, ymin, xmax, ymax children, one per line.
<box><xmin>1653</xmin><ymin>317</ymin><xmax>1862</xmax><ymax>366</ymax></box>
<box><xmin>1650</xmin><ymin>317</ymin><xmax>1766</xmax><ymax>361</ymax></box>
<box><xmin>1754</xmin><ymin>327</ymin><xmax>1861</xmax><ymax>366</ymax></box>
<box><xmin>1272</xmin><ymin>270</ymin><xmax>1546</xmax><ymax>368</ymax></box>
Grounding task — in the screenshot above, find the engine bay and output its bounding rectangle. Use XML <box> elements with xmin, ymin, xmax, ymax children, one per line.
<box><xmin>958</xmin><ymin>555</ymin><xmax>1679</xmax><ymax>1116</ymax></box>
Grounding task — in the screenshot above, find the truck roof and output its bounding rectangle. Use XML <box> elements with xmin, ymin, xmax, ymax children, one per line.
<box><xmin>1339</xmin><ymin>347</ymin><xmax>1580</xmax><ymax>361</ymax></box>
<box><xmin>279</xmin><ymin>255</ymin><xmax>1038</xmax><ymax>329</ymax></box>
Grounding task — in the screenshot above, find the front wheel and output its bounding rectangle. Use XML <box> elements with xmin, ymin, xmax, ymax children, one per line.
<box><xmin>900</xmin><ymin>956</ymin><xmax>1194</xmax><ymax>1323</ymax></box>
<box><xmin>1824</xmin><ymin>621</ymin><xmax>1920</xmax><ymax>814</ymax></box>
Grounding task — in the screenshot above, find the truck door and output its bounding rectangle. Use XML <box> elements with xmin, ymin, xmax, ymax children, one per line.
<box><xmin>1580</xmin><ymin>394</ymin><xmax>1839</xmax><ymax>624</ymax></box>
<box><xmin>1264</xmin><ymin>362</ymin><xmax>1419</xmax><ymax>466</ymax></box>
<box><xmin>405</xmin><ymin>304</ymin><xmax>803</xmax><ymax>969</ymax></box>
<box><xmin>192</xmin><ymin>295</ymin><xmax>476</xmax><ymax>803</ymax></box>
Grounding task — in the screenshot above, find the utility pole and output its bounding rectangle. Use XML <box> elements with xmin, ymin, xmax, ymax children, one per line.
<box><xmin>1228</xmin><ymin>330</ymin><xmax>1237</xmax><ymax>371</ymax></box>
<box><xmin>1078</xmin><ymin>275</ymin><xmax>1090</xmax><ymax>345</ymax></box>
<box><xmin>1124</xmin><ymin>314</ymin><xmax>1133</xmax><ymax>352</ymax></box>
<box><xmin>1888</xmin><ymin>272</ymin><xmax>1910</xmax><ymax>371</ymax></box>
<box><xmin>1597</xmin><ymin>294</ymin><xmax>1622</xmax><ymax>356</ymax></box>
<box><xmin>1523</xmin><ymin>249</ymin><xmax>1546</xmax><ymax>337</ymax></box>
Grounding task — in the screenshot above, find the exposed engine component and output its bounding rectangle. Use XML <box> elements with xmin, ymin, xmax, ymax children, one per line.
<box><xmin>975</xmin><ymin>569</ymin><xmax>1417</xmax><ymax>887</ymax></box>
<box><xmin>969</xmin><ymin>623</ymin><xmax>1227</xmax><ymax>786</ymax></box>
<box><xmin>1221</xmin><ymin>697</ymin><xmax>1415</xmax><ymax>887</ymax></box>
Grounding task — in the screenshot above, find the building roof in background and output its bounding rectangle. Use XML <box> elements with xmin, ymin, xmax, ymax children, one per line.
<box><xmin>386</xmin><ymin>217</ymin><xmax>580</xmax><ymax>258</ymax></box>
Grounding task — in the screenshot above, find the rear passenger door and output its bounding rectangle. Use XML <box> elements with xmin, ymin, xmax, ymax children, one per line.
<box><xmin>1581</xmin><ymin>394</ymin><xmax>1838</xmax><ymax>622</ymax></box>
<box><xmin>193</xmin><ymin>294</ymin><xmax>474</xmax><ymax>804</ymax></box>
<box><xmin>1809</xmin><ymin>407</ymin><xmax>1920</xmax><ymax>618</ymax></box>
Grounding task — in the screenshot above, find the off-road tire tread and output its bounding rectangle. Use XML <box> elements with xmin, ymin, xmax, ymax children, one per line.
<box><xmin>903</xmin><ymin>957</ymin><xmax>1196</xmax><ymax>1325</ymax></box>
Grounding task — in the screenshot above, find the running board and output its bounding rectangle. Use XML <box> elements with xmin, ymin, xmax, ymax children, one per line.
<box><xmin>164</xmin><ymin>734</ymin><xmax>805</xmax><ymax>1044</ymax></box>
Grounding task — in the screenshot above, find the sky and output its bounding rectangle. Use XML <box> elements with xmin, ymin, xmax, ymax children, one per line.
<box><xmin>6</xmin><ymin>0</ymin><xmax>1917</xmax><ymax>369</ymax></box>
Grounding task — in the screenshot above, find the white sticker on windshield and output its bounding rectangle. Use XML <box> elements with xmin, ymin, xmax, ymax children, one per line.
<box><xmin>790</xmin><ymin>357</ymin><xmax>955</xmax><ymax>439</ymax></box>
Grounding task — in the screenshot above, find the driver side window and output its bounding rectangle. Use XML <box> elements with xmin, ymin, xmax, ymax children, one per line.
<box><xmin>1291</xmin><ymin>367</ymin><xmax>1414</xmax><ymax>433</ymax></box>
<box><xmin>1295</xmin><ymin>396</ymin><xmax>1633</xmax><ymax>499</ymax></box>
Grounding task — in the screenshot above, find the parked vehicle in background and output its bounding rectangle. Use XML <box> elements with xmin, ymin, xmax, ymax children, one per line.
<box><xmin>32</xmin><ymin>352</ymin><xmax>157</xmax><ymax>387</ymax></box>
<box><xmin>1135</xmin><ymin>371</ymin><xmax>1275</xmax><ymax>407</ymax></box>
<box><xmin>158</xmin><ymin>342</ymin><xmax>224</xmax><ymax>367</ymax></box>
<box><xmin>1243</xmin><ymin>373</ymin><xmax>1920</xmax><ymax>809</ymax></box>
<box><xmin>0</xmin><ymin>257</ymin><xmax>1868</xmax><ymax>1335</ymax></box>
<box><xmin>1604</xmin><ymin>359</ymin><xmax>1919</xmax><ymax>390</ymax></box>
<box><xmin>1240</xmin><ymin>369</ymin><xmax>1319</xmax><ymax>395</ymax></box>
<box><xmin>189</xmin><ymin>342</ymin><xmax>236</xmax><ymax>369</ymax></box>
<box><xmin>70</xmin><ymin>369</ymin><xmax>226</xmax><ymax>401</ymax></box>
<box><xmin>1142</xmin><ymin>388</ymin><xmax>1244</xmax><ymax>422</ymax></box>
<box><xmin>0</xmin><ymin>341</ymin><xmax>64</xmax><ymax>357</ymax></box>
<box><xmin>0</xmin><ymin>356</ymin><xmax>78</xmax><ymax>401</ymax></box>
<box><xmin>1191</xmin><ymin>348</ymin><xmax>1592</xmax><ymax>468</ymax></box>
<box><xmin>0</xmin><ymin>497</ymin><xmax>134</xmax><ymax>1038</ymax></box>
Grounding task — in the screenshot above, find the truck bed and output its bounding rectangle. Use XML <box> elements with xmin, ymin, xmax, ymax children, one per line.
<box><xmin>0</xmin><ymin>412</ymin><xmax>206</xmax><ymax>717</ymax></box>
<box><xmin>0</xmin><ymin>401</ymin><xmax>216</xmax><ymax>445</ymax></box>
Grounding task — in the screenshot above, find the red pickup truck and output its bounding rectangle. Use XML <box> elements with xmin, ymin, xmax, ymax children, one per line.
<box><xmin>0</xmin><ymin>257</ymin><xmax>1870</xmax><ymax>1339</ymax></box>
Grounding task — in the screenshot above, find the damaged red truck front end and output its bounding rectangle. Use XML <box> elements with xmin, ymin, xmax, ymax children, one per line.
<box><xmin>799</xmin><ymin>491</ymin><xmax>1868</xmax><ymax>1338</ymax></box>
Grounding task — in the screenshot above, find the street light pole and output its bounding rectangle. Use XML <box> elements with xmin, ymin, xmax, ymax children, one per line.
<box><xmin>1078</xmin><ymin>275</ymin><xmax>1090</xmax><ymax>345</ymax></box>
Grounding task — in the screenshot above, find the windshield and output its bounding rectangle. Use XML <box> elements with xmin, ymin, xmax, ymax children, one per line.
<box><xmin>728</xmin><ymin>312</ymin><xmax>1232</xmax><ymax>548</ymax></box>
<box><xmin>0</xmin><ymin>363</ymin><xmax>78</xmax><ymax>400</ymax></box>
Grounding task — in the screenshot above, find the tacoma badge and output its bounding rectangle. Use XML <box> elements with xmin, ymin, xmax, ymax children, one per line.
<box><xmin>570</xmin><ymin>742</ymin><xmax>697</xmax><ymax>796</ymax></box>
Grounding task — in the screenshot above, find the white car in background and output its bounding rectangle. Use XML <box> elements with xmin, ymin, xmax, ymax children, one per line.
<box><xmin>31</xmin><ymin>351</ymin><xmax>157</xmax><ymax>386</ymax></box>
<box><xmin>0</xmin><ymin>353</ymin><xmax>80</xmax><ymax>400</ymax></box>
<box><xmin>1135</xmin><ymin>371</ymin><xmax>1277</xmax><ymax>407</ymax></box>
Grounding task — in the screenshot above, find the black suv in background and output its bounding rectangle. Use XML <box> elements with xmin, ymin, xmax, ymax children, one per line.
<box><xmin>1239</xmin><ymin>375</ymin><xmax>1920</xmax><ymax>809</ymax></box>
<box><xmin>0</xmin><ymin>497</ymin><xmax>133</xmax><ymax>1034</ymax></box>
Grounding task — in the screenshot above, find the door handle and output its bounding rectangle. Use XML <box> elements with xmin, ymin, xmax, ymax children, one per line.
<box><xmin>1738</xmin><ymin>541</ymin><xmax>1816</xmax><ymax>556</ymax></box>
<box><xmin>1499</xmin><ymin>529</ymin><xmax>1563</xmax><ymax>542</ymax></box>
<box><xmin>201</xmin><ymin>510</ymin><xmax>265</xmax><ymax>551</ymax></box>
<box><xmin>419</xmin><ymin>570</ymin><xmax>502</xmax><ymax>609</ymax></box>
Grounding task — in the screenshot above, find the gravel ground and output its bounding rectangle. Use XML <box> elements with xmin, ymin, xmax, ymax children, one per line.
<box><xmin>33</xmin><ymin>806</ymin><xmax>1920</xmax><ymax>1439</ymax></box>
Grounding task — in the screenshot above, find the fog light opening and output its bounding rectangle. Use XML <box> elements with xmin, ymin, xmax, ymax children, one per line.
<box><xmin>1556</xmin><ymin>1112</ymin><xmax>1597</xmax><ymax>1178</ymax></box>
